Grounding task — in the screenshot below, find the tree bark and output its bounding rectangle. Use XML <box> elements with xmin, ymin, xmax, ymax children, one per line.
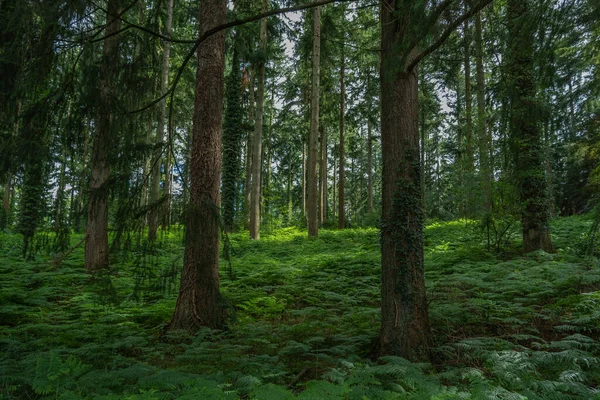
<box><xmin>475</xmin><ymin>6</ymin><xmax>491</xmax><ymax>215</ymax></box>
<box><xmin>308</xmin><ymin>6</ymin><xmax>321</xmax><ymax>237</ymax></box>
<box><xmin>338</xmin><ymin>44</ymin><xmax>345</xmax><ymax>230</ymax></box>
<box><xmin>507</xmin><ymin>0</ymin><xmax>553</xmax><ymax>253</ymax></box>
<box><xmin>367</xmin><ymin>119</ymin><xmax>373</xmax><ymax>213</ymax></box>
<box><xmin>320</xmin><ymin>124</ymin><xmax>327</xmax><ymax>223</ymax></box>
<box><xmin>378</xmin><ymin>0</ymin><xmax>432</xmax><ymax>361</ymax></box>
<box><xmin>169</xmin><ymin>0</ymin><xmax>226</xmax><ymax>330</ymax></box>
<box><xmin>85</xmin><ymin>0</ymin><xmax>121</xmax><ymax>272</ymax></box>
<box><xmin>250</xmin><ymin>0</ymin><xmax>268</xmax><ymax>240</ymax></box>
<box><xmin>148</xmin><ymin>0</ymin><xmax>174</xmax><ymax>241</ymax></box>
<box><xmin>242</xmin><ymin>72</ymin><xmax>254</xmax><ymax>230</ymax></box>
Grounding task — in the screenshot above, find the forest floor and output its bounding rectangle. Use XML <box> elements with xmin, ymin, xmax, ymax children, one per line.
<box><xmin>1</xmin><ymin>216</ymin><xmax>600</xmax><ymax>399</ymax></box>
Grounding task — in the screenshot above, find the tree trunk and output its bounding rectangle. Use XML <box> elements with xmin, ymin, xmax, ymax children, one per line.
<box><xmin>148</xmin><ymin>0</ymin><xmax>174</xmax><ymax>241</ymax></box>
<box><xmin>507</xmin><ymin>0</ymin><xmax>553</xmax><ymax>253</ymax></box>
<box><xmin>378</xmin><ymin>0</ymin><xmax>432</xmax><ymax>360</ymax></box>
<box><xmin>169</xmin><ymin>0</ymin><xmax>226</xmax><ymax>330</ymax></box>
<box><xmin>475</xmin><ymin>7</ymin><xmax>491</xmax><ymax>215</ymax></box>
<box><xmin>308</xmin><ymin>6</ymin><xmax>321</xmax><ymax>237</ymax></box>
<box><xmin>250</xmin><ymin>0</ymin><xmax>267</xmax><ymax>240</ymax></box>
<box><xmin>242</xmin><ymin>73</ymin><xmax>254</xmax><ymax>230</ymax></box>
<box><xmin>367</xmin><ymin>119</ymin><xmax>373</xmax><ymax>213</ymax></box>
<box><xmin>222</xmin><ymin>40</ymin><xmax>242</xmax><ymax>232</ymax></box>
<box><xmin>320</xmin><ymin>124</ymin><xmax>327</xmax><ymax>223</ymax></box>
<box><xmin>338</xmin><ymin>44</ymin><xmax>345</xmax><ymax>230</ymax></box>
<box><xmin>464</xmin><ymin>19</ymin><xmax>474</xmax><ymax>173</ymax></box>
<box><xmin>85</xmin><ymin>0</ymin><xmax>121</xmax><ymax>272</ymax></box>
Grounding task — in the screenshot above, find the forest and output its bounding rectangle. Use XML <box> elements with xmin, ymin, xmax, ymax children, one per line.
<box><xmin>1</xmin><ymin>0</ymin><xmax>600</xmax><ymax>398</ymax></box>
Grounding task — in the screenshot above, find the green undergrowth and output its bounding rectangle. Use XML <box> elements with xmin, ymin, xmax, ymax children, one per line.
<box><xmin>1</xmin><ymin>216</ymin><xmax>600</xmax><ymax>399</ymax></box>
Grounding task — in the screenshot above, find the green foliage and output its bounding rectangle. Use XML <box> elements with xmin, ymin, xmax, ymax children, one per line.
<box><xmin>2</xmin><ymin>217</ymin><xmax>600</xmax><ymax>399</ymax></box>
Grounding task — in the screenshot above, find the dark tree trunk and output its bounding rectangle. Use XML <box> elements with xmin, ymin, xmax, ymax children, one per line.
<box><xmin>378</xmin><ymin>0</ymin><xmax>432</xmax><ymax>361</ymax></box>
<box><xmin>507</xmin><ymin>0</ymin><xmax>553</xmax><ymax>253</ymax></box>
<box><xmin>222</xmin><ymin>42</ymin><xmax>242</xmax><ymax>232</ymax></box>
<box><xmin>169</xmin><ymin>0</ymin><xmax>226</xmax><ymax>330</ymax></box>
<box><xmin>85</xmin><ymin>0</ymin><xmax>121</xmax><ymax>272</ymax></box>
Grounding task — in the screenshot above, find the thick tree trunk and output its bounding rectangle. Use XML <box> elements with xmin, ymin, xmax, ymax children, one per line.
<box><xmin>378</xmin><ymin>0</ymin><xmax>432</xmax><ymax>360</ymax></box>
<box><xmin>85</xmin><ymin>0</ymin><xmax>121</xmax><ymax>272</ymax></box>
<box><xmin>169</xmin><ymin>0</ymin><xmax>226</xmax><ymax>330</ymax></box>
<box><xmin>250</xmin><ymin>0</ymin><xmax>267</xmax><ymax>240</ymax></box>
<box><xmin>507</xmin><ymin>0</ymin><xmax>553</xmax><ymax>253</ymax></box>
<box><xmin>308</xmin><ymin>6</ymin><xmax>321</xmax><ymax>237</ymax></box>
<box><xmin>338</xmin><ymin>45</ymin><xmax>345</xmax><ymax>230</ymax></box>
<box><xmin>148</xmin><ymin>0</ymin><xmax>174</xmax><ymax>241</ymax></box>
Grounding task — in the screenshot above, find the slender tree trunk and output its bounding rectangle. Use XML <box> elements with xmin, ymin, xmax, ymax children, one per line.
<box><xmin>378</xmin><ymin>0</ymin><xmax>432</xmax><ymax>360</ymax></box>
<box><xmin>85</xmin><ymin>0</ymin><xmax>121</xmax><ymax>272</ymax></box>
<box><xmin>302</xmin><ymin>143</ymin><xmax>306</xmax><ymax>215</ymax></box>
<box><xmin>332</xmin><ymin>156</ymin><xmax>336</xmax><ymax>218</ymax></box>
<box><xmin>320</xmin><ymin>125</ymin><xmax>327</xmax><ymax>223</ymax></box>
<box><xmin>148</xmin><ymin>0</ymin><xmax>174</xmax><ymax>241</ymax></box>
<box><xmin>338</xmin><ymin>44</ymin><xmax>345</xmax><ymax>229</ymax></box>
<box><xmin>250</xmin><ymin>0</ymin><xmax>267</xmax><ymax>240</ymax></box>
<box><xmin>265</xmin><ymin>81</ymin><xmax>275</xmax><ymax>222</ymax></box>
<box><xmin>462</xmin><ymin>18</ymin><xmax>472</xmax><ymax>217</ymax></box>
<box><xmin>169</xmin><ymin>0</ymin><xmax>226</xmax><ymax>330</ymax></box>
<box><xmin>367</xmin><ymin>119</ymin><xmax>373</xmax><ymax>213</ymax></box>
<box><xmin>507</xmin><ymin>0</ymin><xmax>553</xmax><ymax>253</ymax></box>
<box><xmin>308</xmin><ymin>6</ymin><xmax>321</xmax><ymax>237</ymax></box>
<box><xmin>242</xmin><ymin>73</ymin><xmax>254</xmax><ymax>230</ymax></box>
<box><xmin>475</xmin><ymin>7</ymin><xmax>491</xmax><ymax>215</ymax></box>
<box><xmin>464</xmin><ymin>19</ymin><xmax>474</xmax><ymax>172</ymax></box>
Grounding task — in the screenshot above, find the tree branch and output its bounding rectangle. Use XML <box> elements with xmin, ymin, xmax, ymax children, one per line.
<box><xmin>129</xmin><ymin>0</ymin><xmax>358</xmax><ymax>114</ymax></box>
<box><xmin>406</xmin><ymin>0</ymin><xmax>494</xmax><ymax>73</ymax></box>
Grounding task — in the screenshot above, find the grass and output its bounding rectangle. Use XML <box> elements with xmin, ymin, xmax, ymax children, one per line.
<box><xmin>1</xmin><ymin>216</ymin><xmax>600</xmax><ymax>399</ymax></box>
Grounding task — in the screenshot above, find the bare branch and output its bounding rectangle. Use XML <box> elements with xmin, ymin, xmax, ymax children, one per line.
<box><xmin>129</xmin><ymin>0</ymin><xmax>359</xmax><ymax>114</ymax></box>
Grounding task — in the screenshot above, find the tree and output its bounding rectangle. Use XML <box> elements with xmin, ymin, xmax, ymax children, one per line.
<box><xmin>250</xmin><ymin>0</ymin><xmax>268</xmax><ymax>240</ymax></box>
<box><xmin>85</xmin><ymin>0</ymin><xmax>121</xmax><ymax>272</ymax></box>
<box><xmin>378</xmin><ymin>0</ymin><xmax>492</xmax><ymax>360</ymax></box>
<box><xmin>506</xmin><ymin>0</ymin><xmax>553</xmax><ymax>253</ymax></box>
<box><xmin>338</xmin><ymin>39</ymin><xmax>345</xmax><ymax>229</ymax></box>
<box><xmin>307</xmin><ymin>6</ymin><xmax>321</xmax><ymax>237</ymax></box>
<box><xmin>148</xmin><ymin>0</ymin><xmax>175</xmax><ymax>241</ymax></box>
<box><xmin>169</xmin><ymin>0</ymin><xmax>227</xmax><ymax>330</ymax></box>
<box><xmin>222</xmin><ymin>35</ymin><xmax>243</xmax><ymax>233</ymax></box>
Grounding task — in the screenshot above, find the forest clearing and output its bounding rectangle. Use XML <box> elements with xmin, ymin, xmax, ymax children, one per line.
<box><xmin>1</xmin><ymin>0</ymin><xmax>599</xmax><ymax>398</ymax></box>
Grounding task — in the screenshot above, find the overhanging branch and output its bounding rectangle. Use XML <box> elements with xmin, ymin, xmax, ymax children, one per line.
<box><xmin>406</xmin><ymin>0</ymin><xmax>494</xmax><ymax>73</ymax></box>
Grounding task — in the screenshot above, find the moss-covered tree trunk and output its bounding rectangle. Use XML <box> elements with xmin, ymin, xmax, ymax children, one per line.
<box><xmin>85</xmin><ymin>0</ymin><xmax>121</xmax><ymax>272</ymax></box>
<box><xmin>507</xmin><ymin>0</ymin><xmax>553</xmax><ymax>253</ymax></box>
<box><xmin>320</xmin><ymin>124</ymin><xmax>327</xmax><ymax>223</ymax></box>
<box><xmin>378</xmin><ymin>0</ymin><xmax>432</xmax><ymax>361</ymax></box>
<box><xmin>169</xmin><ymin>0</ymin><xmax>226</xmax><ymax>330</ymax></box>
